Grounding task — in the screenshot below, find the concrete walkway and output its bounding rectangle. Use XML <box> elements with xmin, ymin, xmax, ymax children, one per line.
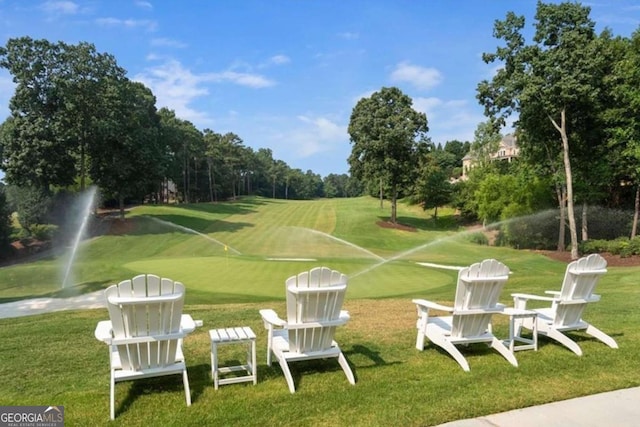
<box><xmin>437</xmin><ymin>386</ymin><xmax>640</xmax><ymax>427</ymax></box>
<box><xmin>0</xmin><ymin>290</ymin><xmax>105</xmax><ymax>319</ymax></box>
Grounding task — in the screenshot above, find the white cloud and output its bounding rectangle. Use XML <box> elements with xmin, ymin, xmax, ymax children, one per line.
<box><xmin>40</xmin><ymin>1</ymin><xmax>79</xmax><ymax>15</ymax></box>
<box><xmin>269</xmin><ymin>54</ymin><xmax>290</xmax><ymax>65</ymax></box>
<box><xmin>96</xmin><ymin>17</ymin><xmax>157</xmax><ymax>31</ymax></box>
<box><xmin>214</xmin><ymin>70</ymin><xmax>274</xmax><ymax>88</ymax></box>
<box><xmin>258</xmin><ymin>54</ymin><xmax>291</xmax><ymax>69</ymax></box>
<box><xmin>151</xmin><ymin>37</ymin><xmax>188</xmax><ymax>48</ymax></box>
<box><xmin>134</xmin><ymin>59</ymin><xmax>275</xmax><ymax>125</ymax></box>
<box><xmin>135</xmin><ymin>60</ymin><xmax>210</xmax><ymax>124</ymax></box>
<box><xmin>390</xmin><ymin>62</ymin><xmax>443</xmax><ymax>91</ymax></box>
<box><xmin>338</xmin><ymin>32</ymin><xmax>359</xmax><ymax>40</ymax></box>
<box><xmin>278</xmin><ymin>115</ymin><xmax>347</xmax><ymax>158</ymax></box>
<box><xmin>413</xmin><ymin>96</ymin><xmax>442</xmax><ymax>114</ymax></box>
<box><xmin>413</xmin><ymin>96</ymin><xmax>484</xmax><ymax>143</ymax></box>
<box><xmin>135</xmin><ymin>1</ymin><xmax>153</xmax><ymax>9</ymax></box>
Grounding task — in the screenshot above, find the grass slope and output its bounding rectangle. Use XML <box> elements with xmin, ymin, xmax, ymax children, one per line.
<box><xmin>0</xmin><ymin>196</ymin><xmax>575</xmax><ymax>303</ymax></box>
<box><xmin>0</xmin><ymin>196</ymin><xmax>638</xmax><ymax>425</ymax></box>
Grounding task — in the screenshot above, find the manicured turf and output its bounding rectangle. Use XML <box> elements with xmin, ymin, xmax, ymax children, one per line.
<box><xmin>0</xmin><ymin>196</ymin><xmax>638</xmax><ymax>425</ymax></box>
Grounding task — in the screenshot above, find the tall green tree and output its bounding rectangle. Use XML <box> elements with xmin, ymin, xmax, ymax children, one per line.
<box><xmin>203</xmin><ymin>129</ymin><xmax>222</xmax><ymax>202</ymax></box>
<box><xmin>606</xmin><ymin>30</ymin><xmax>640</xmax><ymax>237</ymax></box>
<box><xmin>0</xmin><ymin>186</ymin><xmax>13</xmax><ymax>258</ymax></box>
<box><xmin>88</xmin><ymin>79</ymin><xmax>162</xmax><ymax>218</ymax></box>
<box><xmin>157</xmin><ymin>109</ymin><xmax>202</xmax><ymax>203</ymax></box>
<box><xmin>348</xmin><ymin>87</ymin><xmax>428</xmax><ymax>223</ymax></box>
<box><xmin>412</xmin><ymin>150</ymin><xmax>453</xmax><ymax>220</ymax></box>
<box><xmin>477</xmin><ymin>1</ymin><xmax>607</xmax><ymax>259</ymax></box>
<box><xmin>0</xmin><ymin>37</ymin><xmax>125</xmax><ymax>190</ymax></box>
<box><xmin>218</xmin><ymin>132</ymin><xmax>246</xmax><ymax>199</ymax></box>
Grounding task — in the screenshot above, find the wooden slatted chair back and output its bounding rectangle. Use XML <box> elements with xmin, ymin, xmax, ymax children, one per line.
<box><xmin>451</xmin><ymin>259</ymin><xmax>510</xmax><ymax>338</ymax></box>
<box><xmin>105</xmin><ymin>274</ymin><xmax>185</xmax><ymax>372</ymax></box>
<box><xmin>285</xmin><ymin>267</ymin><xmax>348</xmax><ymax>353</ymax></box>
<box><xmin>554</xmin><ymin>254</ymin><xmax>607</xmax><ymax>327</ymax></box>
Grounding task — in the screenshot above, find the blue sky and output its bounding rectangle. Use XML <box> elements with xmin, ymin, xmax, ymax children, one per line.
<box><xmin>0</xmin><ymin>1</ymin><xmax>639</xmax><ymax>177</ymax></box>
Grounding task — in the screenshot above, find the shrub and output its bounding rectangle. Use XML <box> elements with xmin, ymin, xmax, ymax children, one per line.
<box><xmin>500</xmin><ymin>209</ymin><xmax>559</xmax><ymax>250</ymax></box>
<box><xmin>580</xmin><ymin>239</ymin><xmax>616</xmax><ymax>255</ymax></box>
<box><xmin>30</xmin><ymin>224</ymin><xmax>58</xmax><ymax>241</ymax></box>
<box><xmin>467</xmin><ymin>232</ymin><xmax>489</xmax><ymax>245</ymax></box>
<box><xmin>621</xmin><ymin>237</ymin><xmax>640</xmax><ymax>257</ymax></box>
<box><xmin>580</xmin><ymin>237</ymin><xmax>640</xmax><ymax>257</ymax></box>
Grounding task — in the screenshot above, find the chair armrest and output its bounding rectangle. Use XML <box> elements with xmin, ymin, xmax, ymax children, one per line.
<box><xmin>259</xmin><ymin>309</ymin><xmax>287</xmax><ymax>328</ymax></box>
<box><xmin>512</xmin><ymin>293</ymin><xmax>556</xmax><ymax>310</ymax></box>
<box><xmin>569</xmin><ymin>268</ymin><xmax>607</xmax><ymax>276</ymax></box>
<box><xmin>454</xmin><ymin>308</ymin><xmax>504</xmax><ymax>315</ymax></box>
<box><xmin>545</xmin><ymin>291</ymin><xmax>561</xmax><ymax>297</ymax></box>
<box><xmin>95</xmin><ymin>320</ymin><xmax>113</xmax><ymax>343</ymax></box>
<box><xmin>180</xmin><ymin>314</ymin><xmax>198</xmax><ymax>333</ymax></box>
<box><xmin>511</xmin><ymin>293</ymin><xmax>557</xmax><ymax>302</ymax></box>
<box><xmin>111</xmin><ymin>332</ymin><xmax>187</xmax><ymax>346</ymax></box>
<box><xmin>95</xmin><ymin>315</ymin><xmax>198</xmax><ymax>344</ymax></box>
<box><xmin>558</xmin><ymin>295</ymin><xmax>601</xmax><ymax>305</ymax></box>
<box><xmin>412</xmin><ymin>299</ymin><xmax>453</xmax><ymax>313</ymax></box>
<box><xmin>286</xmin><ymin>318</ymin><xmax>349</xmax><ymax>329</ymax></box>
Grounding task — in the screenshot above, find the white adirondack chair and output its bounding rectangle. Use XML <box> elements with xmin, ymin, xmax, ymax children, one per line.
<box><xmin>94</xmin><ymin>274</ymin><xmax>197</xmax><ymax>420</ymax></box>
<box><xmin>511</xmin><ymin>253</ymin><xmax>618</xmax><ymax>356</ymax></box>
<box><xmin>413</xmin><ymin>259</ymin><xmax>517</xmax><ymax>371</ymax></box>
<box><xmin>259</xmin><ymin>267</ymin><xmax>356</xmax><ymax>393</ymax></box>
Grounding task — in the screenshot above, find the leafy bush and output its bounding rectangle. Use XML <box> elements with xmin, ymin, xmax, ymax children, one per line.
<box><xmin>29</xmin><ymin>224</ymin><xmax>58</xmax><ymax>241</ymax></box>
<box><xmin>621</xmin><ymin>237</ymin><xmax>640</xmax><ymax>257</ymax></box>
<box><xmin>580</xmin><ymin>239</ymin><xmax>615</xmax><ymax>254</ymax></box>
<box><xmin>500</xmin><ymin>209</ymin><xmax>559</xmax><ymax>250</ymax></box>
<box><xmin>467</xmin><ymin>232</ymin><xmax>489</xmax><ymax>245</ymax></box>
<box><xmin>580</xmin><ymin>237</ymin><xmax>640</xmax><ymax>257</ymax></box>
<box><xmin>5</xmin><ymin>185</ymin><xmax>53</xmax><ymax>231</ymax></box>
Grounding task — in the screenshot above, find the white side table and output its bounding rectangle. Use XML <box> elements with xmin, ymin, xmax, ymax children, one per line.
<box><xmin>502</xmin><ymin>308</ymin><xmax>538</xmax><ymax>352</ymax></box>
<box><xmin>210</xmin><ymin>326</ymin><xmax>257</xmax><ymax>389</ymax></box>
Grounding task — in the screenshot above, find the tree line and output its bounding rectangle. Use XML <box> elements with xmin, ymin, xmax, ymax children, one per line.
<box><xmin>1</xmin><ymin>1</ymin><xmax>639</xmax><ymax>261</ymax></box>
<box><xmin>0</xmin><ymin>37</ymin><xmax>364</xmax><ymax>240</ymax></box>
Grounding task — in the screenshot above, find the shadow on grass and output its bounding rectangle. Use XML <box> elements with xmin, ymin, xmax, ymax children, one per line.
<box><xmin>176</xmin><ymin>196</ymin><xmax>279</xmax><ymax>216</ymax></box>
<box><xmin>137</xmin><ymin>214</ymin><xmax>254</xmax><ymax>235</ymax></box>
<box><xmin>186</xmin><ymin>363</ymin><xmax>211</xmax><ymax>404</ymax></box>
<box><xmin>117</xmin><ymin>368</ymin><xmax>202</xmax><ymax>419</ymax></box>
<box><xmin>344</xmin><ymin>344</ymin><xmax>400</xmax><ymax>369</ymax></box>
<box><xmin>377</xmin><ymin>214</ymin><xmax>464</xmax><ymax>232</ymax></box>
<box><xmin>262</xmin><ymin>357</ymin><xmax>356</xmax><ymax>392</ymax></box>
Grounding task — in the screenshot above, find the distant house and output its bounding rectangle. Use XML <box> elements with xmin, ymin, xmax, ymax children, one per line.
<box><xmin>461</xmin><ymin>134</ymin><xmax>519</xmax><ymax>180</ymax></box>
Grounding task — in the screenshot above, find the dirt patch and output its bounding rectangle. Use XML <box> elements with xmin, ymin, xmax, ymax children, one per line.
<box><xmin>534</xmin><ymin>250</ymin><xmax>640</xmax><ymax>267</ymax></box>
<box><xmin>376</xmin><ymin>221</ymin><xmax>417</xmax><ymax>232</ymax></box>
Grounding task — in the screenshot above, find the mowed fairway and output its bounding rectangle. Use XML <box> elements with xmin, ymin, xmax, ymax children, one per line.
<box><xmin>2</xmin><ymin>196</ymin><xmax>640</xmax><ymax>426</ymax></box>
<box><xmin>0</xmin><ymin>196</ymin><xmax>590</xmax><ymax>303</ymax></box>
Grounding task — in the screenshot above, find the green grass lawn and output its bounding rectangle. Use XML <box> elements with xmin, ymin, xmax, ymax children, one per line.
<box><xmin>0</xmin><ymin>196</ymin><xmax>638</xmax><ymax>426</ymax></box>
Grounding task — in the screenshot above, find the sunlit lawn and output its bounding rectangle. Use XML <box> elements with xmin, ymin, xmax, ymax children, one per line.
<box><xmin>0</xmin><ymin>196</ymin><xmax>638</xmax><ymax>426</ymax></box>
